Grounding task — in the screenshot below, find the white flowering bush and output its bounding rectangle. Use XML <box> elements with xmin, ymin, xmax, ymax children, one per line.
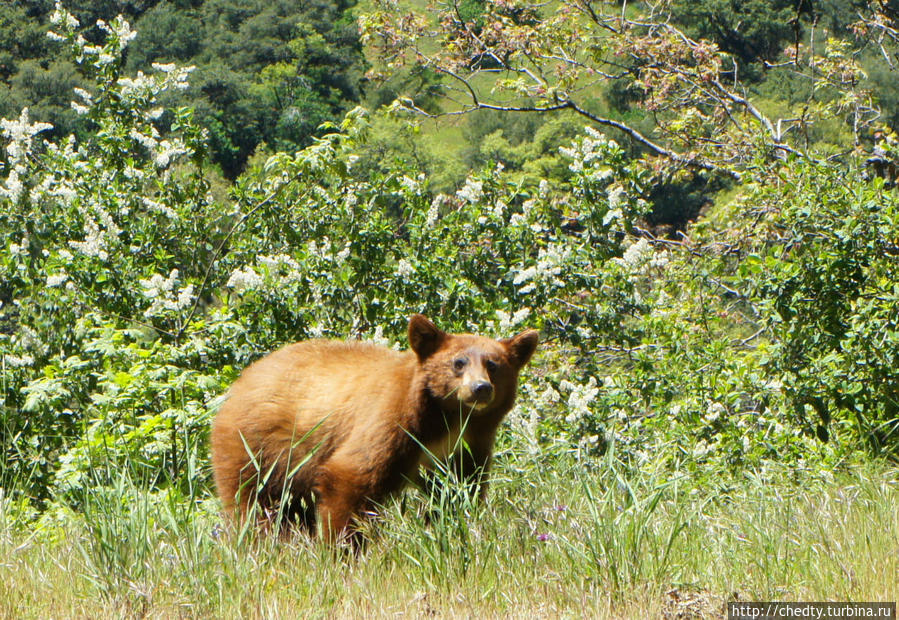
<box><xmin>0</xmin><ymin>6</ymin><xmax>660</xmax><ymax>509</ymax></box>
<box><xmin>1</xmin><ymin>5</ymin><xmax>890</xmax><ymax>515</ymax></box>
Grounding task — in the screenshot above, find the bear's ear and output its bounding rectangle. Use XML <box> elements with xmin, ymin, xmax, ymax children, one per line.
<box><xmin>408</xmin><ymin>314</ymin><xmax>445</xmax><ymax>360</ymax></box>
<box><xmin>503</xmin><ymin>329</ymin><xmax>539</xmax><ymax>368</ymax></box>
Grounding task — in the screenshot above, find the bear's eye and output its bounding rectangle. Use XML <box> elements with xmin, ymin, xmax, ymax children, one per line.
<box><xmin>485</xmin><ymin>359</ymin><xmax>498</xmax><ymax>374</ymax></box>
<box><xmin>453</xmin><ymin>358</ymin><xmax>467</xmax><ymax>371</ymax></box>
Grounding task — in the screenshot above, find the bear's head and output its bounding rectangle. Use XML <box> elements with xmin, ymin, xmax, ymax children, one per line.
<box><xmin>408</xmin><ymin>314</ymin><xmax>538</xmax><ymax>415</ymax></box>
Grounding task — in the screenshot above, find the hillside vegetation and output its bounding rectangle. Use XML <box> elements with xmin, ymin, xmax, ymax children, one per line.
<box><xmin>1</xmin><ymin>1</ymin><xmax>898</xmax><ymax>616</ymax></box>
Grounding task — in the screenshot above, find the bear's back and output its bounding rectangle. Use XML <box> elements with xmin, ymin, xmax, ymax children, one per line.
<box><xmin>218</xmin><ymin>339</ymin><xmax>415</xmax><ymax>435</ymax></box>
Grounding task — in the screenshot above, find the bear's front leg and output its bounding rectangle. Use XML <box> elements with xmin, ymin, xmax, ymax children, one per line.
<box><xmin>314</xmin><ymin>458</ymin><xmax>373</xmax><ymax>545</ymax></box>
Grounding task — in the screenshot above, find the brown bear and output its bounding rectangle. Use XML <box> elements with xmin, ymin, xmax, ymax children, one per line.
<box><xmin>210</xmin><ymin>314</ymin><xmax>538</xmax><ymax>542</ymax></box>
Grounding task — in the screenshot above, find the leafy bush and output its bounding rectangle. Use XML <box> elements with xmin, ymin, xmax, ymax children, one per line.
<box><xmin>1</xmin><ymin>6</ymin><xmax>896</xmax><ymax>520</ymax></box>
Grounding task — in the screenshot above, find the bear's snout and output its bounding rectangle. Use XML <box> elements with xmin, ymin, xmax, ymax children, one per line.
<box><xmin>472</xmin><ymin>380</ymin><xmax>494</xmax><ymax>402</ymax></box>
<box><xmin>461</xmin><ymin>378</ymin><xmax>494</xmax><ymax>409</ymax></box>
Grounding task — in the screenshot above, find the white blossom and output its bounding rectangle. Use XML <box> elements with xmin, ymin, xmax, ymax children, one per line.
<box><xmin>151</xmin><ymin>62</ymin><xmax>177</xmax><ymax>73</ymax></box>
<box><xmin>154</xmin><ymin>139</ymin><xmax>187</xmax><ymax>168</ymax></box>
<box><xmin>396</xmin><ymin>258</ymin><xmax>414</xmax><ymax>277</ymax></box>
<box><xmin>137</xmin><ymin>270</ymin><xmax>194</xmax><ymax>316</ymax></box>
<box><xmin>399</xmin><ymin>175</ymin><xmax>420</xmax><ymax>193</ymax></box>
<box><xmin>73</xmin><ymin>88</ymin><xmax>93</xmax><ymax>104</ymax></box>
<box><xmin>618</xmin><ymin>238</ymin><xmax>650</xmax><ymax>269</ymax></box>
<box><xmin>1</xmin><ymin>108</ymin><xmax>52</xmax><ymax>163</ymax></box>
<box><xmin>140</xmin><ymin>269</ymin><xmax>178</xmax><ymax>298</ymax></box>
<box><xmin>368</xmin><ymin>325</ymin><xmax>391</xmax><ymax>347</ymax></box>
<box><xmin>496</xmin><ymin>307</ymin><xmax>531</xmax><ymax>331</ymax></box>
<box><xmin>97</xmin><ymin>17</ymin><xmax>136</xmax><ymax>49</ymax></box>
<box><xmin>226</xmin><ymin>266</ymin><xmax>263</xmax><ymax>291</ymax></box>
<box><xmin>456</xmin><ymin>177</ymin><xmax>484</xmax><ymax>204</ymax></box>
<box><xmin>704</xmin><ymin>401</ymin><xmax>726</xmax><ymax>424</ymax></box>
<box><xmin>4</xmin><ymin>354</ymin><xmax>34</xmax><ymax>368</ymax></box>
<box><xmin>1</xmin><ymin>168</ymin><xmax>24</xmax><ymax>202</ymax></box>
<box><xmin>335</xmin><ymin>243</ymin><xmax>351</xmax><ymax>265</ymax></box>
<box><xmin>692</xmin><ymin>439</ymin><xmax>713</xmax><ymax>459</ymax></box>
<box><xmin>512</xmin><ymin>243</ymin><xmax>569</xmax><ymax>295</ymax></box>
<box><xmin>130</xmin><ymin>128</ymin><xmax>159</xmax><ymax>150</ymax></box>
<box><xmin>603</xmin><ymin>208</ymin><xmax>623</xmax><ymax>226</ymax></box>
<box><xmin>426</xmin><ymin>195</ymin><xmax>445</xmax><ymax>227</ymax></box>
<box><xmin>46</xmin><ymin>273</ymin><xmax>68</xmax><ymax>287</ymax></box>
<box><xmin>560</xmin><ymin>127</ymin><xmax>617</xmax><ymax>175</ymax></box>
<box><xmin>69</xmin><ymin>215</ymin><xmax>113</xmax><ymax>260</ymax></box>
<box><xmin>175</xmin><ymin>284</ymin><xmax>195</xmax><ymax>310</ymax></box>
<box><xmin>607</xmin><ymin>186</ymin><xmax>627</xmax><ymax>208</ymax></box>
<box><xmin>50</xmin><ymin>2</ymin><xmax>79</xmax><ymax>28</ymax></box>
<box><xmin>560</xmin><ymin>376</ymin><xmax>599</xmax><ymax>424</ymax></box>
<box><xmin>142</xmin><ymin>197</ymin><xmax>176</xmax><ymax>219</ymax></box>
<box><xmin>538</xmin><ymin>179</ymin><xmax>549</xmax><ymax>198</ymax></box>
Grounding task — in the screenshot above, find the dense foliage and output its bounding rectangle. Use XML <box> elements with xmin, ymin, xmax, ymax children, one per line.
<box><xmin>1</xmin><ymin>1</ymin><xmax>898</xmax><ymax>527</ymax></box>
<box><xmin>0</xmin><ymin>0</ymin><xmax>366</xmax><ymax>178</ymax></box>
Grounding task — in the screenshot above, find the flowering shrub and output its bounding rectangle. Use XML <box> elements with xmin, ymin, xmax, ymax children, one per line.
<box><xmin>1</xmin><ymin>5</ymin><xmax>895</xmax><ymax>514</ymax></box>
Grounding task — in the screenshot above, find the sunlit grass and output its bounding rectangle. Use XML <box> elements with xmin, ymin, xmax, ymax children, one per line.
<box><xmin>1</xmin><ymin>446</ymin><xmax>897</xmax><ymax>619</ymax></box>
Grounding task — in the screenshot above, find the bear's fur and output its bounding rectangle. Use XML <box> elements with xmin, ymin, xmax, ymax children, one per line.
<box><xmin>210</xmin><ymin>314</ymin><xmax>538</xmax><ymax>541</ymax></box>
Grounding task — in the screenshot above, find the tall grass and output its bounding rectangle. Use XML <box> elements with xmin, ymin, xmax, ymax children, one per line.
<box><xmin>1</xmin><ymin>439</ymin><xmax>897</xmax><ymax>618</ymax></box>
